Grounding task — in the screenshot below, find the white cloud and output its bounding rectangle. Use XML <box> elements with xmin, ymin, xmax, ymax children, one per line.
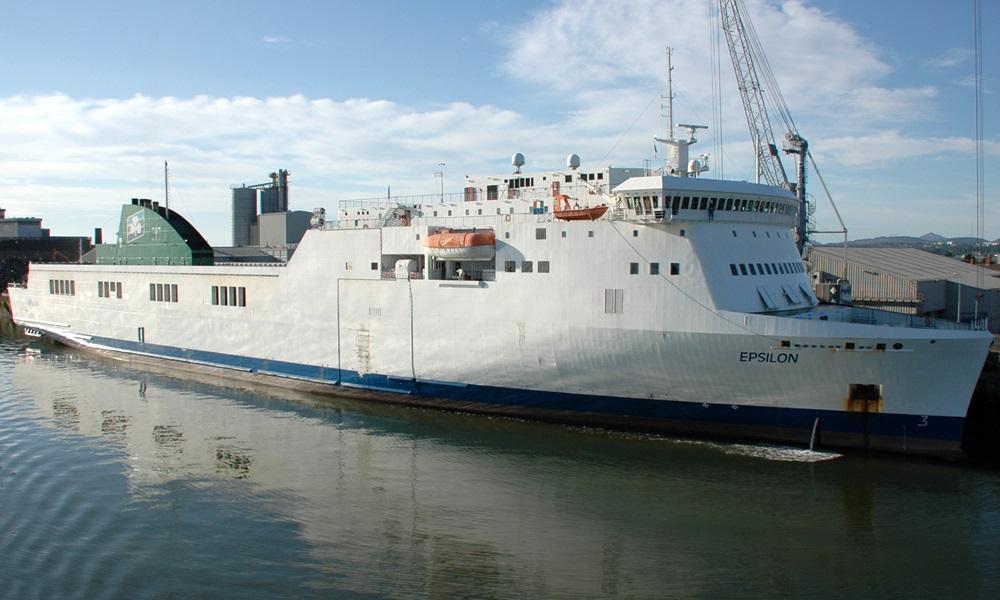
<box><xmin>924</xmin><ymin>47</ymin><xmax>971</xmax><ymax>68</ymax></box>
<box><xmin>261</xmin><ymin>35</ymin><xmax>291</xmax><ymax>45</ymax></box>
<box><xmin>0</xmin><ymin>94</ymin><xmax>544</xmax><ymax>244</ymax></box>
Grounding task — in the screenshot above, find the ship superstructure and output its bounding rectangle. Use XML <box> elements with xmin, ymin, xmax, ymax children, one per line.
<box><xmin>8</xmin><ymin>148</ymin><xmax>992</xmax><ymax>458</ymax></box>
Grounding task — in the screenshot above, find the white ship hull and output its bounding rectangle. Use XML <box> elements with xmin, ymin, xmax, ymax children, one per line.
<box><xmin>10</xmin><ymin>201</ymin><xmax>992</xmax><ymax>458</ymax></box>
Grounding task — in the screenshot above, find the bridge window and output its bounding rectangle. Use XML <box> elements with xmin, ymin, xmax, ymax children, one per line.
<box><xmin>740</xmin><ymin>264</ymin><xmax>748</xmax><ymax>275</ymax></box>
<box><xmin>730</xmin><ymin>264</ymin><xmax>739</xmax><ymax>276</ymax></box>
<box><xmin>536</xmin><ymin>228</ymin><xmax>546</xmax><ymax>240</ymax></box>
<box><xmin>538</xmin><ymin>261</ymin><xmax>550</xmax><ymax>273</ymax></box>
<box><xmin>629</xmin><ymin>262</ymin><xmax>639</xmax><ymax>275</ymax></box>
<box><xmin>504</xmin><ymin>261</ymin><xmax>515</xmax><ymax>272</ymax></box>
<box><xmin>670</xmin><ymin>263</ymin><xmax>680</xmax><ymax>275</ymax></box>
<box><xmin>522</xmin><ymin>261</ymin><xmax>533</xmax><ymax>273</ymax></box>
<box><xmin>650</xmin><ymin>263</ymin><xmax>660</xmax><ymax>275</ymax></box>
<box><xmin>749</xmin><ymin>264</ymin><xmax>757</xmax><ymax>275</ymax></box>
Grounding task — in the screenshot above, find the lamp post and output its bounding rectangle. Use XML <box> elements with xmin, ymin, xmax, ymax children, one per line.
<box><xmin>434</xmin><ymin>163</ymin><xmax>446</xmax><ymax>201</ymax></box>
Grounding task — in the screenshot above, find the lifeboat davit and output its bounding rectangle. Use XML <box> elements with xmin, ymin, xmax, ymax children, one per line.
<box><xmin>423</xmin><ymin>230</ymin><xmax>496</xmax><ymax>261</ymax></box>
<box><xmin>552</xmin><ymin>194</ymin><xmax>608</xmax><ymax>221</ymax></box>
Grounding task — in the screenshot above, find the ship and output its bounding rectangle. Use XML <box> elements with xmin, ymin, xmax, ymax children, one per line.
<box><xmin>7</xmin><ymin>120</ymin><xmax>993</xmax><ymax>458</ymax></box>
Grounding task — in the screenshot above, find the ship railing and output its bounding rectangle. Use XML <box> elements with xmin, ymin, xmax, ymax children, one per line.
<box><xmin>847</xmin><ymin>306</ymin><xmax>972</xmax><ymax>330</ymax></box>
<box><xmin>339</xmin><ymin>192</ymin><xmax>466</xmax><ymax>210</ymax></box>
<box><xmin>381</xmin><ymin>271</ymin><xmax>425</xmax><ymax>280</ymax></box>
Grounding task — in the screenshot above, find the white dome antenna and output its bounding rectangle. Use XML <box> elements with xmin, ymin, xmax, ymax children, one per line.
<box><xmin>566</xmin><ymin>153</ymin><xmax>581</xmax><ymax>170</ymax></box>
<box><xmin>512</xmin><ymin>153</ymin><xmax>525</xmax><ymax>174</ymax></box>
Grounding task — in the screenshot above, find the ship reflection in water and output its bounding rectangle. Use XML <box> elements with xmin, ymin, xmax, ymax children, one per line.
<box><xmin>2</xmin><ymin>341</ymin><xmax>1000</xmax><ymax>598</ymax></box>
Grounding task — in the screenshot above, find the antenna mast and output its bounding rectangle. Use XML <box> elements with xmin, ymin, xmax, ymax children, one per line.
<box><xmin>665</xmin><ymin>47</ymin><xmax>675</xmax><ymax>142</ymax></box>
<box><xmin>164</xmin><ymin>161</ymin><xmax>170</xmax><ymax>217</ymax></box>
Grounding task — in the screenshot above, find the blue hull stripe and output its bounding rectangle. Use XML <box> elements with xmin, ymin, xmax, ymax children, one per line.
<box><xmin>88</xmin><ymin>335</ymin><xmax>965</xmax><ymax>448</ymax></box>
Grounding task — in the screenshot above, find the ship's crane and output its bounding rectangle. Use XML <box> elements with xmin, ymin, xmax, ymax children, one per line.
<box><xmin>718</xmin><ymin>0</ymin><xmax>812</xmax><ymax>252</ymax></box>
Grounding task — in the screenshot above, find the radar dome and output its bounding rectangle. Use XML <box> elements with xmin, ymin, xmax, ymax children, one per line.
<box><xmin>566</xmin><ymin>154</ymin><xmax>581</xmax><ymax>170</ymax></box>
<box><xmin>512</xmin><ymin>153</ymin><xmax>525</xmax><ymax>173</ymax></box>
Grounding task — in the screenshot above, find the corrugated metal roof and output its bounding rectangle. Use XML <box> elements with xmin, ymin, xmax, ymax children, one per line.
<box><xmin>809</xmin><ymin>247</ymin><xmax>1000</xmax><ymax>289</ymax></box>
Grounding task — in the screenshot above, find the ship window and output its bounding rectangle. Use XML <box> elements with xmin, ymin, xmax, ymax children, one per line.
<box><xmin>597</xmin><ymin>173</ymin><xmax>604</xmax><ymax>180</ymax></box>
<box><xmin>504</xmin><ymin>232</ymin><xmax>510</xmax><ymax>239</ymax></box>
<box><xmin>416</xmin><ymin>234</ymin><xmax>421</xmax><ymax>240</ymax></box>
<box><xmin>447</xmin><ymin>210</ymin><xmax>452</xmax><ymax>216</ymax></box>
<box><xmin>238</xmin><ymin>287</ymin><xmax>246</xmax><ymax>307</ymax></box>
<box><xmin>561</xmin><ymin>231</ymin><xmax>567</xmax><ymax>238</ymax></box>
<box><xmin>670</xmin><ymin>263</ymin><xmax>680</xmax><ymax>275</ymax></box>
<box><xmin>229</xmin><ymin>287</ymin><xmax>237</xmax><ymax>305</ymax></box>
<box><xmin>163</xmin><ymin>284</ymin><xmax>171</xmax><ymax>302</ymax></box>
<box><xmin>539</xmin><ymin>261</ymin><xmax>550</xmax><ymax>273</ymax></box>
<box><xmin>732</xmin><ymin>230</ymin><xmax>737</xmax><ymax>237</ymax></box>
<box><xmin>681</xmin><ymin>197</ymin><xmax>690</xmax><ymax>210</ymax></box>
<box><xmin>149</xmin><ymin>283</ymin><xmax>156</xmax><ymax>301</ymax></box>
<box><xmin>98</xmin><ymin>282</ymin><xmax>104</xmax><ymax>297</ymax></box>
<box><xmin>371</xmin><ymin>262</ymin><xmax>378</xmax><ymax>270</ymax></box>
<box><xmin>730</xmin><ymin>264</ymin><xmax>738</xmax><ymax>276</ymax></box>
<box><xmin>632</xmin><ymin>230</ymin><xmax>638</xmax><ymax>237</ymax></box>
<box><xmin>70</xmin><ymin>281</ymin><xmax>75</xmax><ymax>295</ymax></box>
<box><xmin>156</xmin><ymin>284</ymin><xmax>164</xmax><ymax>302</ymax></box>
<box><xmin>650</xmin><ymin>262</ymin><xmax>660</xmax><ymax>275</ymax></box>
<box><xmin>588</xmin><ymin>230</ymin><xmax>594</xmax><ymax>238</ymax></box>
<box><xmin>221</xmin><ymin>286</ymin><xmax>228</xmax><ymax>306</ymax></box>
<box><xmin>564</xmin><ymin>175</ymin><xmax>572</xmax><ymax>183</ymax></box>
<box><xmin>496</xmin><ymin>208</ymin><xmax>501</xmax><ymax>215</ymax></box>
<box><xmin>765</xmin><ymin>264</ymin><xmax>773</xmax><ymax>275</ymax></box>
<box><xmin>522</xmin><ymin>261</ymin><xmax>533</xmax><ymax>273</ymax></box>
<box><xmin>680</xmin><ymin>229</ymin><xmax>685</xmax><ymax>236</ymax></box>
<box><xmin>137</xmin><ymin>327</ymin><xmax>144</xmax><ymax>343</ymax></box>
<box><xmin>171</xmin><ymin>284</ymin><xmax>178</xmax><ymax>303</ymax></box>
<box><xmin>749</xmin><ymin>264</ymin><xmax>757</xmax><ymax>275</ymax></box>
<box><xmin>753</xmin><ymin>231</ymin><xmax>757</xmax><ymax>238</ymax></box>
<box><xmin>629</xmin><ymin>262</ymin><xmax>639</xmax><ymax>275</ymax></box>
<box><xmin>699</xmin><ymin>198</ymin><xmax>708</xmax><ymax>210</ymax></box>
<box><xmin>48</xmin><ymin>280</ymin><xmax>54</xmax><ymax>294</ymax></box>
<box><xmin>504</xmin><ymin>261</ymin><xmax>515</xmax><ymax>272</ymax></box>
<box><xmin>740</xmin><ymin>264</ymin><xmax>748</xmax><ymax>275</ymax></box>
<box><xmin>756</xmin><ymin>263</ymin><xmax>764</xmax><ymax>275</ymax></box>
<box><xmin>433</xmin><ymin>211</ymin><xmax>438</xmax><ymax>217</ymax></box>
<box><xmin>212</xmin><ymin>286</ymin><xmax>219</xmax><ymax>305</ymax></box>
<box><xmin>604</xmin><ymin>288</ymin><xmax>624</xmax><ymax>314</ymax></box>
<box><xmin>766</xmin><ymin>231</ymin><xmax>771</xmax><ymax>238</ymax></box>
<box><xmin>536</xmin><ymin>228</ymin><xmax>546</xmax><ymax>240</ymax></box>
<box><xmin>116</xmin><ymin>282</ymin><xmax>122</xmax><ymax>299</ymax></box>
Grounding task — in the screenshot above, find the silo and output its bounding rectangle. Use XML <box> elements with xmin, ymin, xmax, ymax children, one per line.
<box><xmin>232</xmin><ymin>187</ymin><xmax>258</xmax><ymax>246</ymax></box>
<box><xmin>259</xmin><ymin>186</ymin><xmax>279</xmax><ymax>215</ymax></box>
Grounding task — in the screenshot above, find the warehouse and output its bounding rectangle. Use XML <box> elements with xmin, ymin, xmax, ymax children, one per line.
<box><xmin>807</xmin><ymin>246</ymin><xmax>1000</xmax><ymax>332</ymax></box>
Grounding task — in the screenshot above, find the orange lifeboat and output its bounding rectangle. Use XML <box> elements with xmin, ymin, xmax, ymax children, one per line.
<box><xmin>423</xmin><ymin>229</ymin><xmax>496</xmax><ymax>261</ymax></box>
<box><xmin>553</xmin><ymin>194</ymin><xmax>608</xmax><ymax>221</ymax></box>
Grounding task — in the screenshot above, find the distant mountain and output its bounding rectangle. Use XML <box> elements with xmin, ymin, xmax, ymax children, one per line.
<box><xmin>818</xmin><ymin>235</ymin><xmax>993</xmax><ymax>249</ymax></box>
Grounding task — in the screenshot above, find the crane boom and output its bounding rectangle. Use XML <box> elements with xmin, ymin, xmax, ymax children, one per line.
<box><xmin>718</xmin><ymin>0</ymin><xmax>788</xmax><ymax>189</ymax></box>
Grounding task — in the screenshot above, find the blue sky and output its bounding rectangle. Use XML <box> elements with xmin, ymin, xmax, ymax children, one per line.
<box><xmin>0</xmin><ymin>0</ymin><xmax>996</xmax><ymax>245</ymax></box>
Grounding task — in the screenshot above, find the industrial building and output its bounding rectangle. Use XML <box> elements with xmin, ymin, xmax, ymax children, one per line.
<box><xmin>230</xmin><ymin>169</ymin><xmax>309</xmax><ymax>249</ymax></box>
<box><xmin>808</xmin><ymin>246</ymin><xmax>1000</xmax><ymax>332</ymax></box>
<box><xmin>1</xmin><ymin>207</ymin><xmax>93</xmax><ymax>287</ymax></box>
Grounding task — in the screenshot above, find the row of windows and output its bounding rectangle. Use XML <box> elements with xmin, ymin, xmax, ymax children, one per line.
<box><xmin>625</xmin><ymin>195</ymin><xmax>794</xmax><ymax>216</ymax></box>
<box><xmin>211</xmin><ymin>285</ymin><xmax>247</xmax><ymax>307</ymax></box>
<box><xmin>503</xmin><ymin>260</ymin><xmax>550</xmax><ymax>273</ymax></box>
<box><xmin>149</xmin><ymin>283</ymin><xmax>179</xmax><ymax>303</ymax></box>
<box><xmin>48</xmin><ymin>279</ymin><xmax>75</xmax><ymax>296</ymax></box>
<box><xmin>98</xmin><ymin>281</ymin><xmax>122</xmax><ymax>299</ymax></box>
<box><xmin>729</xmin><ymin>261</ymin><xmax>805</xmax><ymax>277</ymax></box>
<box><xmin>630</xmin><ymin>262</ymin><xmax>680</xmax><ymax>275</ymax></box>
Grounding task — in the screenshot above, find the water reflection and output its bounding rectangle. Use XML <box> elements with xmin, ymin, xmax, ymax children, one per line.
<box><xmin>4</xmin><ymin>342</ymin><xmax>1000</xmax><ymax>598</ymax></box>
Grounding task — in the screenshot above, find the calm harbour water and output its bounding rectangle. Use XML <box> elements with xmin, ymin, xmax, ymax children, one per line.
<box><xmin>2</xmin><ymin>338</ymin><xmax>999</xmax><ymax>599</ymax></box>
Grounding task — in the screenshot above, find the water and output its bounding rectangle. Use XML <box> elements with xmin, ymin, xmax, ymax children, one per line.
<box><xmin>2</xmin><ymin>339</ymin><xmax>999</xmax><ymax>599</ymax></box>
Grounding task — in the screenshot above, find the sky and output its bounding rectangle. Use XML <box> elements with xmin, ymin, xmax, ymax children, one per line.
<box><xmin>0</xmin><ymin>0</ymin><xmax>996</xmax><ymax>246</ymax></box>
